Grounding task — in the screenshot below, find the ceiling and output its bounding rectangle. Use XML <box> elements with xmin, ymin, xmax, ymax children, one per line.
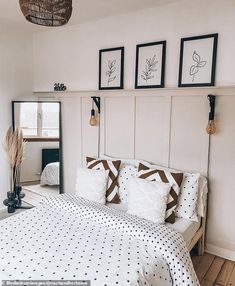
<box><xmin>0</xmin><ymin>0</ymin><xmax>183</xmax><ymax>32</ymax></box>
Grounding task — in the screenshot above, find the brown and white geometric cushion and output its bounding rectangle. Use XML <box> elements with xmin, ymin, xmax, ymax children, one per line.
<box><xmin>138</xmin><ymin>163</ymin><xmax>183</xmax><ymax>223</ymax></box>
<box><xmin>86</xmin><ymin>157</ymin><xmax>121</xmax><ymax>203</ymax></box>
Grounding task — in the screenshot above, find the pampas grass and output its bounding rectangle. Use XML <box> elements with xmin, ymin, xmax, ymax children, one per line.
<box><xmin>3</xmin><ymin>127</ymin><xmax>25</xmax><ymax>192</ymax></box>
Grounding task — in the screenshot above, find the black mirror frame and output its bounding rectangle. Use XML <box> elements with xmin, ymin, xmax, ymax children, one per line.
<box><xmin>12</xmin><ymin>101</ymin><xmax>64</xmax><ymax>194</ymax></box>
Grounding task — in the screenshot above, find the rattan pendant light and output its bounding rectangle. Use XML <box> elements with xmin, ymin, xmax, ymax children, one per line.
<box><xmin>19</xmin><ymin>0</ymin><xmax>73</xmax><ymax>27</ymax></box>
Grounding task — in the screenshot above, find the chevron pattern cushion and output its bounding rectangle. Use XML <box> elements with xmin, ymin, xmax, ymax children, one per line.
<box><xmin>86</xmin><ymin>157</ymin><xmax>121</xmax><ymax>203</ymax></box>
<box><xmin>138</xmin><ymin>163</ymin><xmax>183</xmax><ymax>223</ymax></box>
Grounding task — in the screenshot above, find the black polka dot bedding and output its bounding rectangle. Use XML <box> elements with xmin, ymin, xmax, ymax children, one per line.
<box><xmin>0</xmin><ymin>194</ymin><xmax>199</xmax><ymax>285</ymax></box>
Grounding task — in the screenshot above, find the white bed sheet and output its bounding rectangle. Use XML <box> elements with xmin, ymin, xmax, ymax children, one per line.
<box><xmin>107</xmin><ymin>203</ymin><xmax>201</xmax><ymax>245</ymax></box>
<box><xmin>0</xmin><ymin>195</ymin><xmax>199</xmax><ymax>285</ymax></box>
<box><xmin>40</xmin><ymin>162</ymin><xmax>60</xmax><ymax>186</ymax></box>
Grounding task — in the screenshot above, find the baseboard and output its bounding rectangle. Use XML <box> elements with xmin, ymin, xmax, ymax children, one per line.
<box><xmin>206</xmin><ymin>243</ymin><xmax>235</xmax><ymax>261</ymax></box>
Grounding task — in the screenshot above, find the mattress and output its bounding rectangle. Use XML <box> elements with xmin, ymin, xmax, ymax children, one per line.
<box><xmin>166</xmin><ymin>217</ymin><xmax>201</xmax><ymax>245</ymax></box>
<box><xmin>107</xmin><ymin>203</ymin><xmax>201</xmax><ymax>245</ymax></box>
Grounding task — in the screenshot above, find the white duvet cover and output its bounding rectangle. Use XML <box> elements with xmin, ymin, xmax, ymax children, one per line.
<box><xmin>0</xmin><ymin>194</ymin><xmax>199</xmax><ymax>285</ymax></box>
<box><xmin>40</xmin><ymin>162</ymin><xmax>60</xmax><ymax>186</ymax></box>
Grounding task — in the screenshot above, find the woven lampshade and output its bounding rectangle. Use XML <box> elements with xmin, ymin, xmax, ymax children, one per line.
<box><xmin>19</xmin><ymin>0</ymin><xmax>73</xmax><ymax>27</ymax></box>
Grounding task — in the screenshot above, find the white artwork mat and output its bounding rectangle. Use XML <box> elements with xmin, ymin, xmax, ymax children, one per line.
<box><xmin>181</xmin><ymin>37</ymin><xmax>215</xmax><ymax>84</ymax></box>
<box><xmin>100</xmin><ymin>50</ymin><xmax>122</xmax><ymax>88</ymax></box>
<box><xmin>137</xmin><ymin>45</ymin><xmax>163</xmax><ymax>86</ymax></box>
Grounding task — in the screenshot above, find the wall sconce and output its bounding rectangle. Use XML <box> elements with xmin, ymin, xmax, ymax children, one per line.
<box><xmin>206</xmin><ymin>94</ymin><xmax>216</xmax><ymax>135</ymax></box>
<box><xmin>90</xmin><ymin>97</ymin><xmax>100</xmax><ymax>126</ymax></box>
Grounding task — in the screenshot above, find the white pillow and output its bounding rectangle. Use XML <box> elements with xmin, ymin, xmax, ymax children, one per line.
<box><xmin>127</xmin><ymin>178</ymin><xmax>171</xmax><ymax>224</ymax></box>
<box><xmin>75</xmin><ymin>168</ymin><xmax>109</xmax><ymax>205</ymax></box>
<box><xmin>138</xmin><ymin>160</ymin><xmax>208</xmax><ymax>219</ymax></box>
<box><xmin>175</xmin><ymin>173</ymin><xmax>200</xmax><ymax>221</ymax></box>
<box><xmin>118</xmin><ymin>164</ymin><xmax>138</xmax><ymax>203</ymax></box>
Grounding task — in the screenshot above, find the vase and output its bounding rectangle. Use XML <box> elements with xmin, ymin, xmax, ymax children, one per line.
<box><xmin>3</xmin><ymin>191</ymin><xmax>19</xmax><ymax>213</ymax></box>
<box><xmin>14</xmin><ymin>186</ymin><xmax>25</xmax><ymax>207</ymax></box>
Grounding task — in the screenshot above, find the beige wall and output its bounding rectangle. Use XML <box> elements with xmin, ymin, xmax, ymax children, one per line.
<box><xmin>0</xmin><ymin>24</ymin><xmax>33</xmax><ymax>209</ymax></box>
<box><xmin>33</xmin><ymin>0</ymin><xmax>235</xmax><ymax>260</ymax></box>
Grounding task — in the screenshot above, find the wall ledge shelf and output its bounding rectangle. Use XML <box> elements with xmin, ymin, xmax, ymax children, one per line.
<box><xmin>34</xmin><ymin>85</ymin><xmax>235</xmax><ymax>98</ymax></box>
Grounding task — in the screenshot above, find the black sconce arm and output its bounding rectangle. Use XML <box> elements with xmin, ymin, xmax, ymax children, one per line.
<box><xmin>208</xmin><ymin>94</ymin><xmax>216</xmax><ymax>121</ymax></box>
<box><xmin>91</xmin><ymin>96</ymin><xmax>100</xmax><ymax>113</ymax></box>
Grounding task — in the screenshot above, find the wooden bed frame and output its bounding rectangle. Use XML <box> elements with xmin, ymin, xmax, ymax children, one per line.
<box><xmin>186</xmin><ymin>199</ymin><xmax>207</xmax><ymax>256</ymax></box>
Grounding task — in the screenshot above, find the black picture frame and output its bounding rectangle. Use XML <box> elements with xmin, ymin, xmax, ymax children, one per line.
<box><xmin>178</xmin><ymin>33</ymin><xmax>218</xmax><ymax>87</ymax></box>
<box><xmin>99</xmin><ymin>47</ymin><xmax>124</xmax><ymax>90</ymax></box>
<box><xmin>135</xmin><ymin>41</ymin><xmax>166</xmax><ymax>89</ymax></box>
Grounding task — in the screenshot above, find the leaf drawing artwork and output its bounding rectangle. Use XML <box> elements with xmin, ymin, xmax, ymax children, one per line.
<box><xmin>106</xmin><ymin>59</ymin><xmax>117</xmax><ymax>85</ymax></box>
<box><xmin>189</xmin><ymin>51</ymin><xmax>207</xmax><ymax>82</ymax></box>
<box><xmin>141</xmin><ymin>54</ymin><xmax>158</xmax><ymax>83</ymax></box>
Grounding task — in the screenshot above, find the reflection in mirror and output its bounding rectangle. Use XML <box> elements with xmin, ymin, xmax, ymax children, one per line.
<box><xmin>13</xmin><ymin>101</ymin><xmax>62</xmax><ymax>206</ymax></box>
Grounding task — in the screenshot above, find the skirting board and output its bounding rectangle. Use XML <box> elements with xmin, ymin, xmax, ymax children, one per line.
<box><xmin>206</xmin><ymin>243</ymin><xmax>235</xmax><ymax>261</ymax></box>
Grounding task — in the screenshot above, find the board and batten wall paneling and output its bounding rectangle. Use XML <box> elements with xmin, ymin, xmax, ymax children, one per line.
<box><xmin>135</xmin><ymin>96</ymin><xmax>171</xmax><ymax>166</ymax></box>
<box><xmin>81</xmin><ymin>97</ymin><xmax>99</xmax><ymax>164</ymax></box>
<box><xmin>103</xmin><ymin>97</ymin><xmax>135</xmax><ymax>158</ymax></box>
<box><xmin>169</xmin><ymin>96</ymin><xmax>209</xmax><ymax>175</ymax></box>
<box><xmin>61</xmin><ymin>97</ymin><xmax>82</xmax><ymax>193</ymax></box>
<box><xmin>206</xmin><ymin>95</ymin><xmax>235</xmax><ymax>259</ymax></box>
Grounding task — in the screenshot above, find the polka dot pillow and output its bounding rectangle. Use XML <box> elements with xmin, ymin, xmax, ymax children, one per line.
<box><xmin>118</xmin><ymin>164</ymin><xmax>138</xmax><ymax>204</ymax></box>
<box><xmin>175</xmin><ymin>172</ymin><xmax>200</xmax><ymax>222</ymax></box>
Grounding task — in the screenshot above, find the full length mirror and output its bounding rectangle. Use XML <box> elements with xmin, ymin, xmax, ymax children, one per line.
<box><xmin>12</xmin><ymin>101</ymin><xmax>63</xmax><ymax>205</ymax></box>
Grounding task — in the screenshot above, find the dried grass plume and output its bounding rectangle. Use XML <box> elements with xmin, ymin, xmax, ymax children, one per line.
<box><xmin>3</xmin><ymin>127</ymin><xmax>25</xmax><ymax>192</ymax></box>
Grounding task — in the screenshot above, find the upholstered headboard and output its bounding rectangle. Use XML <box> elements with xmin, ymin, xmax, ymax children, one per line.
<box><xmin>42</xmin><ymin>148</ymin><xmax>60</xmax><ymax>171</ymax></box>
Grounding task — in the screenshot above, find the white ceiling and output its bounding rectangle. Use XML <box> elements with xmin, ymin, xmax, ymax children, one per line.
<box><xmin>0</xmin><ymin>0</ymin><xmax>183</xmax><ymax>32</ymax></box>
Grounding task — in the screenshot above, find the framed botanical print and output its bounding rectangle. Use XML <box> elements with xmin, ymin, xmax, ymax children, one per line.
<box><xmin>135</xmin><ymin>41</ymin><xmax>166</xmax><ymax>89</ymax></box>
<box><xmin>99</xmin><ymin>47</ymin><xmax>124</xmax><ymax>90</ymax></box>
<box><xmin>178</xmin><ymin>33</ymin><xmax>218</xmax><ymax>87</ymax></box>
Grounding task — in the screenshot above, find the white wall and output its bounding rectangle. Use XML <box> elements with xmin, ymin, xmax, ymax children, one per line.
<box><xmin>33</xmin><ymin>0</ymin><xmax>235</xmax><ymax>260</ymax></box>
<box><xmin>21</xmin><ymin>141</ymin><xmax>59</xmax><ymax>182</ymax></box>
<box><xmin>33</xmin><ymin>0</ymin><xmax>235</xmax><ymax>91</ymax></box>
<box><xmin>0</xmin><ymin>23</ymin><xmax>33</xmax><ymax>209</ymax></box>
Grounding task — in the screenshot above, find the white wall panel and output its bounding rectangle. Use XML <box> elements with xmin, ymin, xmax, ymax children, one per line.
<box><xmin>135</xmin><ymin>96</ymin><xmax>171</xmax><ymax>166</ymax></box>
<box><xmin>207</xmin><ymin>95</ymin><xmax>235</xmax><ymax>257</ymax></box>
<box><xmin>104</xmin><ymin>97</ymin><xmax>135</xmax><ymax>158</ymax></box>
<box><xmin>170</xmin><ymin>96</ymin><xmax>209</xmax><ymax>175</ymax></box>
<box><xmin>57</xmin><ymin>87</ymin><xmax>235</xmax><ymax>259</ymax></box>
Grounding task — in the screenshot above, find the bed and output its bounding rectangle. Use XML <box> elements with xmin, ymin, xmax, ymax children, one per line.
<box><xmin>107</xmin><ymin>202</ymin><xmax>203</xmax><ymax>253</ymax></box>
<box><xmin>0</xmin><ymin>194</ymin><xmax>199</xmax><ymax>285</ymax></box>
<box><xmin>0</xmin><ymin>155</ymin><xmax>206</xmax><ymax>285</ymax></box>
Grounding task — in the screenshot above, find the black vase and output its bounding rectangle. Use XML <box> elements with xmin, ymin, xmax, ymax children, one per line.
<box><xmin>14</xmin><ymin>186</ymin><xmax>25</xmax><ymax>207</ymax></box>
<box><xmin>3</xmin><ymin>192</ymin><xmax>19</xmax><ymax>213</ymax></box>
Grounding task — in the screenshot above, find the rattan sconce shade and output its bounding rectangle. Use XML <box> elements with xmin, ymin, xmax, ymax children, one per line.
<box><xmin>19</xmin><ymin>0</ymin><xmax>72</xmax><ymax>27</ymax></box>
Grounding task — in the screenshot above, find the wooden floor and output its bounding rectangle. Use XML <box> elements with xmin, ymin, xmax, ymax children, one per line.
<box><xmin>192</xmin><ymin>253</ymin><xmax>235</xmax><ymax>286</ymax></box>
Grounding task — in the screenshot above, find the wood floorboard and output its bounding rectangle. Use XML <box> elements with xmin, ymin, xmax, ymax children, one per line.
<box><xmin>227</xmin><ymin>266</ymin><xmax>235</xmax><ymax>286</ymax></box>
<box><xmin>216</xmin><ymin>260</ymin><xmax>234</xmax><ymax>286</ymax></box>
<box><xmin>192</xmin><ymin>254</ymin><xmax>235</xmax><ymax>286</ymax></box>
